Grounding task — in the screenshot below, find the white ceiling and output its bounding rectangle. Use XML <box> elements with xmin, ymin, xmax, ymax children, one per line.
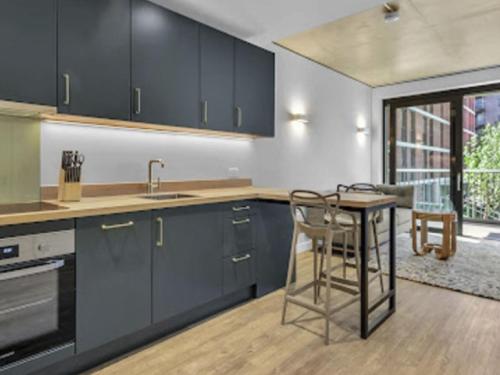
<box><xmin>151</xmin><ymin>0</ymin><xmax>383</xmax><ymax>45</ymax></box>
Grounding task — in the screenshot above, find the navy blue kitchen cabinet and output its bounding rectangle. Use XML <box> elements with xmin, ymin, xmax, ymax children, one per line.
<box><xmin>58</xmin><ymin>0</ymin><xmax>131</xmax><ymax>120</ymax></box>
<box><xmin>1</xmin><ymin>0</ymin><xmax>276</xmax><ymax>137</ymax></box>
<box><xmin>152</xmin><ymin>205</ymin><xmax>224</xmax><ymax>323</ymax></box>
<box><xmin>255</xmin><ymin>201</ymin><xmax>293</xmax><ymax>297</ymax></box>
<box><xmin>132</xmin><ymin>0</ymin><xmax>200</xmax><ymax>128</ymax></box>
<box><xmin>234</xmin><ymin>40</ymin><xmax>276</xmax><ymax>137</ymax></box>
<box><xmin>75</xmin><ymin>211</ymin><xmax>152</xmax><ymax>353</ymax></box>
<box><xmin>0</xmin><ymin>0</ymin><xmax>57</xmax><ymax>106</ymax></box>
<box><xmin>222</xmin><ymin>202</ymin><xmax>257</xmax><ymax>294</ymax></box>
<box><xmin>200</xmin><ymin>26</ymin><xmax>235</xmax><ymax>132</ymax></box>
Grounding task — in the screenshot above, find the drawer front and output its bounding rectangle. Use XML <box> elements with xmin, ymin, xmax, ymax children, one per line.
<box><xmin>223</xmin><ymin>251</ymin><xmax>256</xmax><ymax>295</ymax></box>
<box><xmin>218</xmin><ymin>200</ymin><xmax>254</xmax><ymax>219</ymax></box>
<box><xmin>223</xmin><ymin>215</ymin><xmax>254</xmax><ymax>257</ymax></box>
<box><xmin>226</xmin><ymin>201</ymin><xmax>254</xmax><ymax>220</ymax></box>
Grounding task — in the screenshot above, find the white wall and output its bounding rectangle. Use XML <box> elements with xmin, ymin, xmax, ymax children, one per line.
<box><xmin>253</xmin><ymin>46</ymin><xmax>372</xmax><ymax>189</ymax></box>
<box><xmin>371</xmin><ymin>66</ymin><xmax>500</xmax><ymax>184</ymax></box>
<box><xmin>41</xmin><ymin>47</ymin><xmax>373</xmax><ymax>189</ymax></box>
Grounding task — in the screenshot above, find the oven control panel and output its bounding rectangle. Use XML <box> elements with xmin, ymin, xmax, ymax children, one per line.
<box><xmin>0</xmin><ymin>230</ymin><xmax>74</xmax><ymax>267</ymax></box>
<box><xmin>0</xmin><ymin>245</ymin><xmax>19</xmax><ymax>260</ymax></box>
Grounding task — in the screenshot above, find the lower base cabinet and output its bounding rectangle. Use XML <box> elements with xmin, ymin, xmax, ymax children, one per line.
<box><xmin>75</xmin><ymin>211</ymin><xmax>152</xmax><ymax>353</ymax></box>
<box><xmin>255</xmin><ymin>201</ymin><xmax>293</xmax><ymax>297</ymax></box>
<box><xmin>223</xmin><ymin>250</ymin><xmax>256</xmax><ymax>295</ymax></box>
<box><xmin>39</xmin><ymin>200</ymin><xmax>293</xmax><ymax>374</ymax></box>
<box><xmin>152</xmin><ymin>205</ymin><xmax>224</xmax><ymax>323</ymax></box>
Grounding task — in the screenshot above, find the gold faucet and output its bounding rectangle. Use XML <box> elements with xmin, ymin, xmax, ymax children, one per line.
<box><xmin>147</xmin><ymin>159</ymin><xmax>165</xmax><ymax>194</ymax></box>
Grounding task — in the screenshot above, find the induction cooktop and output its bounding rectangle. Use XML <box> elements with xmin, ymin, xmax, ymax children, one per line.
<box><xmin>0</xmin><ymin>202</ymin><xmax>67</xmax><ymax>215</ymax></box>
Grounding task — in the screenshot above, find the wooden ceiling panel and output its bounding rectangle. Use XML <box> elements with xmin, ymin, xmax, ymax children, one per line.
<box><xmin>276</xmin><ymin>0</ymin><xmax>500</xmax><ymax>86</ymax></box>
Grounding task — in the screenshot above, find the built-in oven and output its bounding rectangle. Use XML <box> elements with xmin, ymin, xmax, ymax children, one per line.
<box><xmin>0</xmin><ymin>221</ymin><xmax>75</xmax><ymax>369</ymax></box>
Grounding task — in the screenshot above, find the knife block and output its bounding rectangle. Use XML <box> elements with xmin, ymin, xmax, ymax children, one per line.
<box><xmin>57</xmin><ymin>168</ymin><xmax>82</xmax><ymax>202</ymax></box>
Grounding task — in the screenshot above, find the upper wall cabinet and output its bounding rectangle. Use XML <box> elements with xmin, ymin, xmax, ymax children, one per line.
<box><xmin>234</xmin><ymin>41</ymin><xmax>275</xmax><ymax>137</ymax></box>
<box><xmin>0</xmin><ymin>0</ymin><xmax>57</xmax><ymax>106</ymax></box>
<box><xmin>58</xmin><ymin>0</ymin><xmax>131</xmax><ymax>120</ymax></box>
<box><xmin>200</xmin><ymin>26</ymin><xmax>235</xmax><ymax>132</ymax></box>
<box><xmin>132</xmin><ymin>0</ymin><xmax>200</xmax><ymax>128</ymax></box>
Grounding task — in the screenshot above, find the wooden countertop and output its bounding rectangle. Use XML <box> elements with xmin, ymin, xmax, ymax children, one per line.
<box><xmin>0</xmin><ymin>187</ymin><xmax>396</xmax><ymax>227</ymax></box>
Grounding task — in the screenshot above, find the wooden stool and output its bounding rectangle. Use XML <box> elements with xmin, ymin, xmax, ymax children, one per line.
<box><xmin>412</xmin><ymin>210</ymin><xmax>457</xmax><ymax>260</ymax></box>
<box><xmin>281</xmin><ymin>190</ymin><xmax>359</xmax><ymax>345</ymax></box>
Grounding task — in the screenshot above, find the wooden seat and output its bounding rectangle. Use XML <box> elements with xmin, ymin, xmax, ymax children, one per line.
<box><xmin>327</xmin><ymin>183</ymin><xmax>385</xmax><ymax>293</ymax></box>
<box><xmin>281</xmin><ymin>190</ymin><xmax>359</xmax><ymax>345</ymax></box>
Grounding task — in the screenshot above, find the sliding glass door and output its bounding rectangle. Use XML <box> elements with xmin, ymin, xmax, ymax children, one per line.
<box><xmin>391</xmin><ymin>102</ymin><xmax>454</xmax><ymax>211</ymax></box>
<box><xmin>386</xmin><ymin>97</ymin><xmax>462</xmax><ymax>232</ymax></box>
<box><xmin>386</xmin><ymin>84</ymin><xmax>500</xmax><ymax>235</ymax></box>
<box><xmin>462</xmin><ymin>93</ymin><xmax>500</xmax><ymax>224</ymax></box>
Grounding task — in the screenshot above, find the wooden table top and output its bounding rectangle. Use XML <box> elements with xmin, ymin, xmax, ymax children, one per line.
<box><xmin>0</xmin><ymin>187</ymin><xmax>396</xmax><ymax>227</ymax></box>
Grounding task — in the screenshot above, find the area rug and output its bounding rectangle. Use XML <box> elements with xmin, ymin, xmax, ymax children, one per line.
<box><xmin>378</xmin><ymin>233</ymin><xmax>500</xmax><ymax>301</ymax></box>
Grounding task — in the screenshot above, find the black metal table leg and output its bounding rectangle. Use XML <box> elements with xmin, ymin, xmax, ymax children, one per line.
<box><xmin>360</xmin><ymin>207</ymin><xmax>369</xmax><ymax>339</ymax></box>
<box><xmin>389</xmin><ymin>205</ymin><xmax>396</xmax><ymax>310</ymax></box>
<box><xmin>359</xmin><ymin>202</ymin><xmax>397</xmax><ymax>339</ymax></box>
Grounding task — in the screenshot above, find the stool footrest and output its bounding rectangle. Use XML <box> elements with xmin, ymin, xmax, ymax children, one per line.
<box><xmin>318</xmin><ymin>279</ymin><xmax>360</xmax><ymax>296</ymax></box>
<box><xmin>320</xmin><ymin>273</ymin><xmax>359</xmax><ymax>287</ymax></box>
<box><xmin>285</xmin><ymin>295</ymin><xmax>326</xmax><ymax>316</ymax></box>
<box><xmin>287</xmin><ymin>280</ymin><xmax>316</xmax><ymax>297</ymax></box>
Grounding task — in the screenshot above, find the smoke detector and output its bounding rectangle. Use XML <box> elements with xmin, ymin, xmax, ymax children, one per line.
<box><xmin>383</xmin><ymin>3</ymin><xmax>400</xmax><ymax>23</ymax></box>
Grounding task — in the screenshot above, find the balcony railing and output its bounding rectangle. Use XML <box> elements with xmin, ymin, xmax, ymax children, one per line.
<box><xmin>395</xmin><ymin>169</ymin><xmax>500</xmax><ymax>223</ymax></box>
<box><xmin>464</xmin><ymin>169</ymin><xmax>500</xmax><ymax>222</ymax></box>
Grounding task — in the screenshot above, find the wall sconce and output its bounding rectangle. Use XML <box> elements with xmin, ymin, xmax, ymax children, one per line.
<box><xmin>290</xmin><ymin>113</ymin><xmax>309</xmax><ymax>125</ymax></box>
<box><xmin>356</xmin><ymin>125</ymin><xmax>370</xmax><ymax>135</ymax></box>
<box><xmin>356</xmin><ymin>115</ymin><xmax>370</xmax><ymax>135</ymax></box>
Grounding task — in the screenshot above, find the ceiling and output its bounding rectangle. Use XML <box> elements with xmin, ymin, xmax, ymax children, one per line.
<box><xmin>276</xmin><ymin>0</ymin><xmax>500</xmax><ymax>87</ymax></box>
<box><xmin>151</xmin><ymin>0</ymin><xmax>382</xmax><ymax>45</ymax></box>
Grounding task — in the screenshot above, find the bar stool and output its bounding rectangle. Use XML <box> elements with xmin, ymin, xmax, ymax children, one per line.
<box><xmin>323</xmin><ymin>183</ymin><xmax>384</xmax><ymax>294</ymax></box>
<box><xmin>281</xmin><ymin>190</ymin><xmax>358</xmax><ymax>345</ymax></box>
<box><xmin>346</xmin><ymin>183</ymin><xmax>385</xmax><ymax>293</ymax></box>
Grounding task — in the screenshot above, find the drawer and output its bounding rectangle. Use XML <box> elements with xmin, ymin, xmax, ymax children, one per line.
<box><xmin>224</xmin><ymin>201</ymin><xmax>254</xmax><ymax>219</ymax></box>
<box><xmin>223</xmin><ymin>215</ymin><xmax>255</xmax><ymax>257</ymax></box>
<box><xmin>223</xmin><ymin>251</ymin><xmax>256</xmax><ymax>295</ymax></box>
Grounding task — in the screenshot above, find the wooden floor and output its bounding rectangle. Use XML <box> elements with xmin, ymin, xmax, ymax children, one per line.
<box><xmin>91</xmin><ymin>252</ymin><xmax>500</xmax><ymax>375</ymax></box>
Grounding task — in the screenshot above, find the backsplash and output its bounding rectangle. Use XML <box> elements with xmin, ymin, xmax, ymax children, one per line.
<box><xmin>0</xmin><ymin>116</ymin><xmax>40</xmax><ymax>204</ymax></box>
<box><xmin>40</xmin><ymin>122</ymin><xmax>255</xmax><ymax>186</ymax></box>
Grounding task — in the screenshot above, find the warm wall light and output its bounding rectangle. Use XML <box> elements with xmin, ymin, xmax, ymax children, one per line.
<box><xmin>289</xmin><ymin>113</ymin><xmax>309</xmax><ymax>125</ymax></box>
<box><xmin>356</xmin><ymin>115</ymin><xmax>370</xmax><ymax>135</ymax></box>
<box><xmin>357</xmin><ymin>126</ymin><xmax>370</xmax><ymax>135</ymax></box>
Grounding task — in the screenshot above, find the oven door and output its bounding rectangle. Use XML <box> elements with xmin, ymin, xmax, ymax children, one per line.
<box><xmin>0</xmin><ymin>255</ymin><xmax>75</xmax><ymax>367</ymax></box>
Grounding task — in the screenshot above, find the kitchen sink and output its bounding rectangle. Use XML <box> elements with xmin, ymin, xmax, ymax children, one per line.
<box><xmin>139</xmin><ymin>193</ymin><xmax>198</xmax><ymax>201</ymax></box>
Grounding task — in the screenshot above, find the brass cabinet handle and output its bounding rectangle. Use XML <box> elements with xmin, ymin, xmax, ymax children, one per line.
<box><xmin>232</xmin><ymin>206</ymin><xmax>250</xmax><ymax>212</ymax></box>
<box><xmin>232</xmin><ymin>254</ymin><xmax>251</xmax><ymax>263</ymax></box>
<box><xmin>101</xmin><ymin>221</ymin><xmax>134</xmax><ymax>231</ymax></box>
<box><xmin>202</xmin><ymin>100</ymin><xmax>208</xmax><ymax>125</ymax></box>
<box><xmin>232</xmin><ymin>218</ymin><xmax>250</xmax><ymax>225</ymax></box>
<box><xmin>156</xmin><ymin>217</ymin><xmax>164</xmax><ymax>247</ymax></box>
<box><xmin>134</xmin><ymin>88</ymin><xmax>142</xmax><ymax>115</ymax></box>
<box><xmin>235</xmin><ymin>106</ymin><xmax>242</xmax><ymax>128</ymax></box>
<box><xmin>63</xmin><ymin>73</ymin><xmax>70</xmax><ymax>105</ymax></box>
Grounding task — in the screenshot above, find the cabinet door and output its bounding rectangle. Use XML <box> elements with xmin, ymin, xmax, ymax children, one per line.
<box><xmin>132</xmin><ymin>0</ymin><xmax>200</xmax><ymax>127</ymax></box>
<box><xmin>200</xmin><ymin>26</ymin><xmax>234</xmax><ymax>132</ymax></box>
<box><xmin>234</xmin><ymin>41</ymin><xmax>275</xmax><ymax>137</ymax></box>
<box><xmin>152</xmin><ymin>205</ymin><xmax>223</xmax><ymax>323</ymax></box>
<box><xmin>255</xmin><ymin>202</ymin><xmax>293</xmax><ymax>297</ymax></box>
<box><xmin>0</xmin><ymin>0</ymin><xmax>56</xmax><ymax>105</ymax></box>
<box><xmin>58</xmin><ymin>0</ymin><xmax>131</xmax><ymax>120</ymax></box>
<box><xmin>76</xmin><ymin>212</ymin><xmax>151</xmax><ymax>353</ymax></box>
<box><xmin>223</xmin><ymin>250</ymin><xmax>256</xmax><ymax>295</ymax></box>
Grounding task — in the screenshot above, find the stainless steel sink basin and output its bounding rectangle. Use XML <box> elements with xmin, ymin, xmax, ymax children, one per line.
<box><xmin>139</xmin><ymin>193</ymin><xmax>198</xmax><ymax>201</ymax></box>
